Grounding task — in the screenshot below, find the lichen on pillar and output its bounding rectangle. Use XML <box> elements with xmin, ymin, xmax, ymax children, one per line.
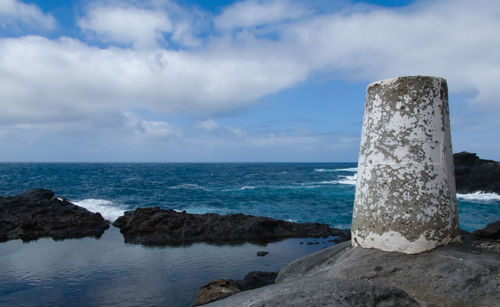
<box><xmin>351</xmin><ymin>76</ymin><xmax>460</xmax><ymax>254</ymax></box>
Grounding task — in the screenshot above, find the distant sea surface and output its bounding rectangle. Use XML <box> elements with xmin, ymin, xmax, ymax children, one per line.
<box><xmin>0</xmin><ymin>163</ymin><xmax>499</xmax><ymax>306</ymax></box>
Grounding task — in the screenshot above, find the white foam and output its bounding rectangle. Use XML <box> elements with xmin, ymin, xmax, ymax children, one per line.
<box><xmin>317</xmin><ymin>175</ymin><xmax>357</xmax><ymax>186</ymax></box>
<box><xmin>240</xmin><ymin>186</ymin><xmax>256</xmax><ymax>190</ymax></box>
<box><xmin>73</xmin><ymin>199</ymin><xmax>125</xmax><ymax>222</ymax></box>
<box><xmin>336</xmin><ymin>174</ymin><xmax>357</xmax><ymax>185</ymax></box>
<box><xmin>314</xmin><ymin>168</ymin><xmax>358</xmax><ymax>173</ymax></box>
<box><xmin>319</xmin><ymin>180</ymin><xmax>338</xmax><ymax>185</ymax></box>
<box><xmin>457</xmin><ymin>192</ymin><xmax>500</xmax><ymax>202</ymax></box>
<box><xmin>314</xmin><ymin>168</ymin><xmax>336</xmax><ymax>173</ymax></box>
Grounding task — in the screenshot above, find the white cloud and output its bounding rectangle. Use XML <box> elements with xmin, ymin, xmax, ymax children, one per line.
<box><xmin>0</xmin><ymin>35</ymin><xmax>307</xmax><ymax>125</ymax></box>
<box><xmin>78</xmin><ymin>5</ymin><xmax>173</xmax><ymax>49</ymax></box>
<box><xmin>123</xmin><ymin>112</ymin><xmax>182</xmax><ymax>138</ymax></box>
<box><xmin>196</xmin><ymin>119</ymin><xmax>219</xmax><ymax>131</ymax></box>
<box><xmin>282</xmin><ymin>0</ymin><xmax>500</xmax><ymax>109</ymax></box>
<box><xmin>215</xmin><ymin>0</ymin><xmax>308</xmax><ymax>30</ymax></box>
<box><xmin>195</xmin><ymin>120</ymin><xmax>243</xmax><ymax>137</ymax></box>
<box><xmin>139</xmin><ymin>120</ymin><xmax>182</xmax><ymax>138</ymax></box>
<box><xmin>0</xmin><ymin>0</ymin><xmax>55</xmax><ymax>30</ymax></box>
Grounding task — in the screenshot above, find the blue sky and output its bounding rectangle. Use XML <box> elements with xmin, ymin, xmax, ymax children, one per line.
<box><xmin>0</xmin><ymin>0</ymin><xmax>499</xmax><ymax>162</ymax></box>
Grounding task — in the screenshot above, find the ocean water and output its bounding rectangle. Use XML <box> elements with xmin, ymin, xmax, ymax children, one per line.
<box><xmin>0</xmin><ymin>163</ymin><xmax>499</xmax><ymax>306</ymax></box>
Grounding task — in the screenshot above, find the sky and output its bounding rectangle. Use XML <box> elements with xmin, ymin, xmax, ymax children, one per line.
<box><xmin>0</xmin><ymin>0</ymin><xmax>499</xmax><ymax>162</ymax></box>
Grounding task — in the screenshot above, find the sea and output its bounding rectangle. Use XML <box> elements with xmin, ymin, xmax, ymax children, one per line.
<box><xmin>0</xmin><ymin>163</ymin><xmax>499</xmax><ymax>306</ymax></box>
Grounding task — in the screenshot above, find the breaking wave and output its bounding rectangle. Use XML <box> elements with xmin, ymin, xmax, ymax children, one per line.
<box><xmin>73</xmin><ymin>199</ymin><xmax>126</xmax><ymax>222</ymax></box>
<box><xmin>457</xmin><ymin>192</ymin><xmax>500</xmax><ymax>202</ymax></box>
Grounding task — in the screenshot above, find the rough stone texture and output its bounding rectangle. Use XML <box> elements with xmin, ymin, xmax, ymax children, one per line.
<box><xmin>0</xmin><ymin>189</ymin><xmax>110</xmax><ymax>242</ymax></box>
<box><xmin>454</xmin><ymin>151</ymin><xmax>500</xmax><ymax>194</ymax></box>
<box><xmin>207</xmin><ymin>230</ymin><xmax>500</xmax><ymax>307</ymax></box>
<box><xmin>193</xmin><ymin>279</ymin><xmax>241</xmax><ymax>306</ymax></box>
<box><xmin>113</xmin><ymin>207</ymin><xmax>350</xmax><ymax>245</ymax></box>
<box><xmin>352</xmin><ymin>76</ymin><xmax>460</xmax><ymax>254</ymax></box>
<box><xmin>236</xmin><ymin>271</ymin><xmax>277</xmax><ymax>291</ymax></box>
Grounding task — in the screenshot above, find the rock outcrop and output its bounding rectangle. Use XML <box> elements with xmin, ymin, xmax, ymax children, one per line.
<box><xmin>194</xmin><ymin>279</ymin><xmax>241</xmax><ymax>306</ymax></box>
<box><xmin>0</xmin><ymin>189</ymin><xmax>110</xmax><ymax>242</ymax></box>
<box><xmin>194</xmin><ymin>271</ymin><xmax>277</xmax><ymax>306</ymax></box>
<box><xmin>113</xmin><ymin>207</ymin><xmax>350</xmax><ymax>245</ymax></box>
<box><xmin>454</xmin><ymin>151</ymin><xmax>500</xmax><ymax>194</ymax></box>
<box><xmin>206</xmin><ymin>223</ymin><xmax>500</xmax><ymax>306</ymax></box>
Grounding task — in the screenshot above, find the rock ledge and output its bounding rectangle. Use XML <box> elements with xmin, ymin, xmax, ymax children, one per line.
<box><xmin>113</xmin><ymin>207</ymin><xmax>350</xmax><ymax>245</ymax></box>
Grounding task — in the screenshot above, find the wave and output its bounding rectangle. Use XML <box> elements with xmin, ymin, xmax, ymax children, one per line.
<box><xmin>333</xmin><ymin>167</ymin><xmax>358</xmax><ymax>172</ymax></box>
<box><xmin>73</xmin><ymin>199</ymin><xmax>126</xmax><ymax>222</ymax></box>
<box><xmin>457</xmin><ymin>192</ymin><xmax>500</xmax><ymax>202</ymax></box>
<box><xmin>314</xmin><ymin>168</ymin><xmax>337</xmax><ymax>173</ymax></box>
<box><xmin>240</xmin><ymin>186</ymin><xmax>256</xmax><ymax>190</ymax></box>
<box><xmin>317</xmin><ymin>175</ymin><xmax>357</xmax><ymax>186</ymax></box>
<box><xmin>336</xmin><ymin>174</ymin><xmax>357</xmax><ymax>186</ymax></box>
<box><xmin>314</xmin><ymin>167</ymin><xmax>358</xmax><ymax>173</ymax></box>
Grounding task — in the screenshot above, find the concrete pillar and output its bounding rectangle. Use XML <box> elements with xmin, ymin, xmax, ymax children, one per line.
<box><xmin>351</xmin><ymin>76</ymin><xmax>460</xmax><ymax>254</ymax></box>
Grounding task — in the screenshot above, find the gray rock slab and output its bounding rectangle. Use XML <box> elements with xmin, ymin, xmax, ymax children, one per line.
<box><xmin>207</xmin><ymin>239</ymin><xmax>499</xmax><ymax>306</ymax></box>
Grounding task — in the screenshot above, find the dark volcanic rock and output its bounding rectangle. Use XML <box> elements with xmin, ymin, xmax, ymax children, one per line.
<box><xmin>0</xmin><ymin>189</ymin><xmax>110</xmax><ymax>242</ymax></box>
<box><xmin>454</xmin><ymin>151</ymin><xmax>500</xmax><ymax>194</ymax></box>
<box><xmin>473</xmin><ymin>221</ymin><xmax>500</xmax><ymax>240</ymax></box>
<box><xmin>113</xmin><ymin>207</ymin><xmax>350</xmax><ymax>245</ymax></box>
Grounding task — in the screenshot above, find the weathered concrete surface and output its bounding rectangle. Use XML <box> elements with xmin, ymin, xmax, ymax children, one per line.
<box><xmin>207</xmin><ymin>234</ymin><xmax>500</xmax><ymax>307</ymax></box>
<box><xmin>352</xmin><ymin>76</ymin><xmax>460</xmax><ymax>254</ymax></box>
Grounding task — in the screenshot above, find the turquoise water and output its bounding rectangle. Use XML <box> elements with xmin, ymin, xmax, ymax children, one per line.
<box><xmin>0</xmin><ymin>163</ymin><xmax>498</xmax><ymax>230</ymax></box>
<box><xmin>0</xmin><ymin>163</ymin><xmax>499</xmax><ymax>306</ymax></box>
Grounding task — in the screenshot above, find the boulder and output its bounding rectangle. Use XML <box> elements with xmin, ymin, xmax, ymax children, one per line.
<box><xmin>454</xmin><ymin>152</ymin><xmax>500</xmax><ymax>194</ymax></box>
<box><xmin>193</xmin><ymin>279</ymin><xmax>240</xmax><ymax>306</ymax></box>
<box><xmin>0</xmin><ymin>189</ymin><xmax>110</xmax><ymax>242</ymax></box>
<box><xmin>473</xmin><ymin>220</ymin><xmax>500</xmax><ymax>240</ymax></box>
<box><xmin>113</xmin><ymin>207</ymin><xmax>350</xmax><ymax>245</ymax></box>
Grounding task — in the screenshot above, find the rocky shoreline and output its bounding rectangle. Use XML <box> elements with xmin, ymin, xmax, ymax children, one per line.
<box><xmin>1</xmin><ymin>186</ymin><xmax>499</xmax><ymax>306</ymax></box>
<box><xmin>1</xmin><ymin>189</ymin><xmax>349</xmax><ymax>245</ymax></box>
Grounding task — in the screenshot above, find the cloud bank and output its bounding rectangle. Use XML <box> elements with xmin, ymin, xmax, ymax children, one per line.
<box><xmin>0</xmin><ymin>0</ymin><xmax>499</xmax><ymax>161</ymax></box>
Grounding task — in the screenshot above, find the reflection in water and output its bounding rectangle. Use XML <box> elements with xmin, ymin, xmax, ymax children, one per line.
<box><xmin>0</xmin><ymin>227</ymin><xmax>337</xmax><ymax>306</ymax></box>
